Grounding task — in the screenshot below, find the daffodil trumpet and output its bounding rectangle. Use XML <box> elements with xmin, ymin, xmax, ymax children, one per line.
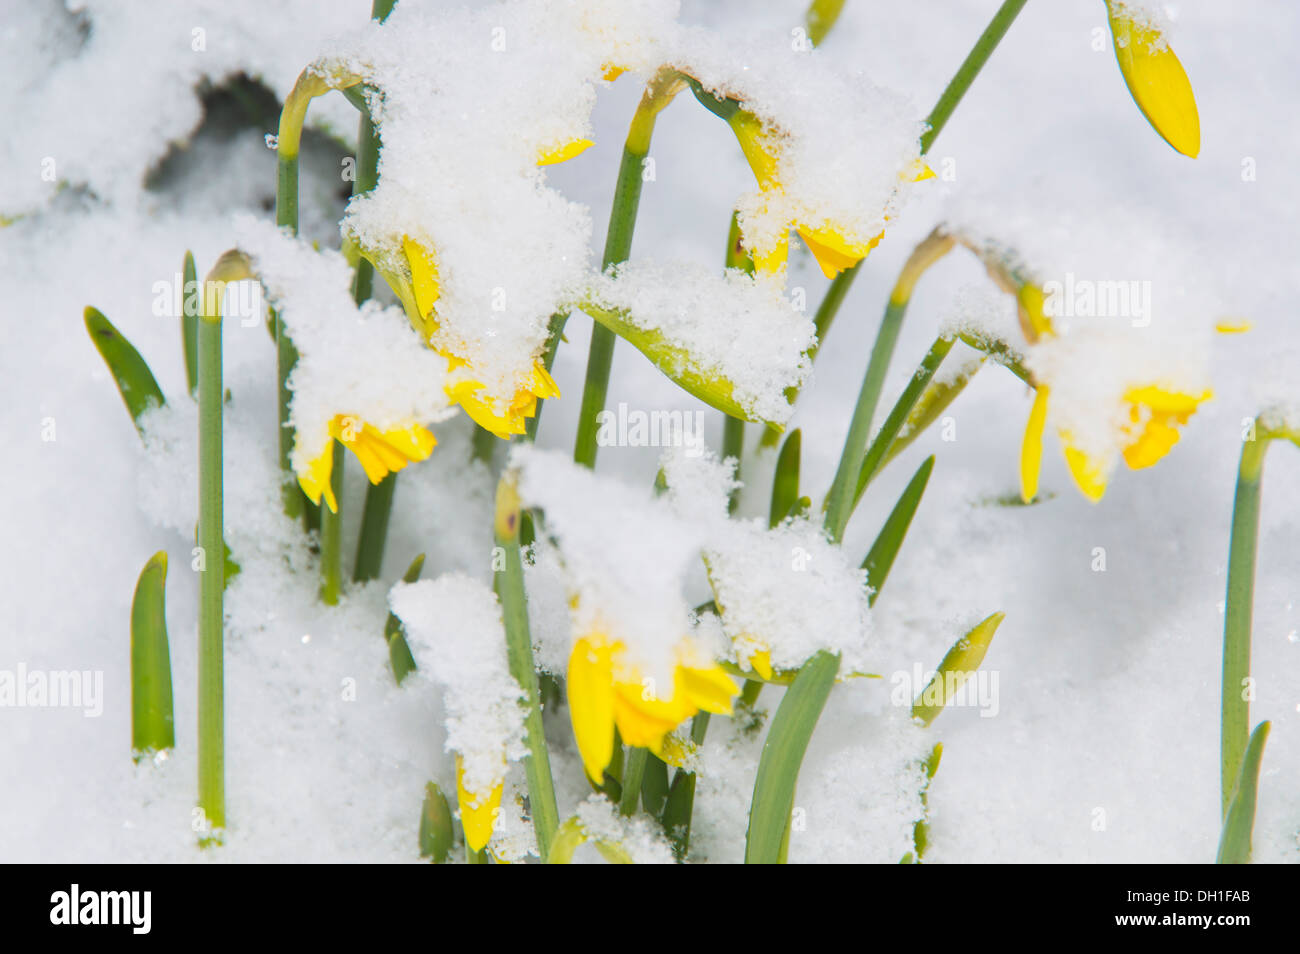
<box><xmin>566</xmin><ymin>631</ymin><xmax>739</xmax><ymax>783</ymax></box>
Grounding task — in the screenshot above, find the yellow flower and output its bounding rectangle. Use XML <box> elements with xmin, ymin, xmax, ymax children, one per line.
<box><xmin>298</xmin><ymin>415</ymin><xmax>436</xmax><ymax>514</ymax></box>
<box><xmin>394</xmin><ymin>235</ymin><xmax>562</xmax><ymax>439</ymax></box>
<box><xmin>1016</xmin><ymin>289</ymin><xmax>1211</xmax><ymax>502</ymax></box>
<box><xmin>455</xmin><ymin>756</ymin><xmax>504</xmax><ymax>854</ymax></box>
<box><xmin>1105</xmin><ymin>1</ymin><xmax>1200</xmax><ymax>157</ymax></box>
<box><xmin>567</xmin><ymin>632</ymin><xmax>738</xmax><ymax>781</ymax></box>
<box><xmin>727</xmin><ymin>110</ymin><xmax>930</xmax><ymax>279</ymax></box>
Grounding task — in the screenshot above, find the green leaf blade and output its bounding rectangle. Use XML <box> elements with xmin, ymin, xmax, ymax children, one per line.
<box><xmin>745</xmin><ymin>650</ymin><xmax>839</xmax><ymax>863</ymax></box>
<box><xmin>85</xmin><ymin>306</ymin><xmax>165</xmax><ymax>437</ymax></box>
<box><xmin>130</xmin><ymin>551</ymin><xmax>175</xmax><ymax>759</ymax></box>
<box><xmin>863</xmin><ymin>455</ymin><xmax>934</xmax><ymax>606</ymax></box>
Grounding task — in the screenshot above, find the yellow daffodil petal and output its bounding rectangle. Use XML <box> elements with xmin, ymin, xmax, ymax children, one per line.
<box><xmin>1062</xmin><ymin>442</ymin><xmax>1109</xmax><ymax>502</ymax></box>
<box><xmin>401</xmin><ymin>236</ymin><xmax>441</xmax><ymax>321</ymax></box>
<box><xmin>602</xmin><ymin>64</ymin><xmax>625</xmax><ymax>82</ymax></box>
<box><xmin>1122</xmin><ymin>384</ymin><xmax>1212</xmax><ymax>416</ymax></box>
<box><xmin>1108</xmin><ymin>10</ymin><xmax>1200</xmax><ymax>158</ymax></box>
<box><xmin>1215</xmin><ymin>319</ymin><xmax>1252</xmax><ymax>334</ymax></box>
<box><xmin>536</xmin><ymin>138</ymin><xmax>594</xmax><ymax>166</ymax></box>
<box><xmin>297</xmin><ymin>438</ymin><xmax>339</xmax><ymax>514</ymax></box>
<box><xmin>568</xmin><ymin>637</ymin><xmax>616</xmax><ymax>781</ymax></box>
<box><xmin>676</xmin><ymin>664</ymin><xmax>739</xmax><ymax>716</ymax></box>
<box><xmin>455</xmin><ymin>757</ymin><xmax>503</xmax><ymax>854</ymax></box>
<box><xmin>751</xmin><ymin>232</ymin><xmax>789</xmax><ymax>275</ymax></box>
<box><xmin>612</xmin><ymin>690</ymin><xmax>685</xmax><ymax>752</ymax></box>
<box><xmin>749</xmin><ymin>649</ymin><xmax>773</xmax><ymax>681</ymax></box>
<box><xmin>797</xmin><ymin>225</ymin><xmax>882</xmax><ymax>280</ymax></box>
<box><xmin>1020</xmin><ymin>385</ymin><xmax>1050</xmax><ymax>503</ymax></box>
<box><xmin>657</xmin><ymin>733</ymin><xmax>695</xmax><ymax>768</ymax></box>
<box><xmin>1017</xmin><ymin>283</ymin><xmax>1054</xmax><ymax>340</ymax></box>
<box><xmin>1123</xmin><ymin>413</ymin><xmax>1183</xmax><ymax>469</ymax></box>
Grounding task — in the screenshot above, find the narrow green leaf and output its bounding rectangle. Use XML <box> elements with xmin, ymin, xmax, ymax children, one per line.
<box><xmin>745</xmin><ymin>650</ymin><xmax>839</xmax><ymax>863</ymax></box>
<box><xmin>84</xmin><ymin>306</ymin><xmax>165</xmax><ymax>437</ymax></box>
<box><xmin>912</xmin><ymin>742</ymin><xmax>943</xmax><ymax>861</ymax></box>
<box><xmin>912</xmin><ymin>612</ymin><xmax>1005</xmax><ymax>727</ymax></box>
<box><xmin>182</xmin><ymin>251</ymin><xmax>199</xmax><ymax>397</ymax></box>
<box><xmin>385</xmin><ymin>553</ymin><xmax>424</xmax><ymax>685</ymax></box>
<box><xmin>418</xmin><ymin>781</ymin><xmax>454</xmax><ymax>863</ymax></box>
<box><xmin>853</xmin><ymin>336</ymin><xmax>954</xmax><ymax>510</ymax></box>
<box><xmin>1216</xmin><ymin>721</ymin><xmax>1271</xmax><ymax>864</ymax></box>
<box><xmin>770</xmin><ymin>429</ymin><xmax>801</xmax><ymax>529</ymax></box>
<box><xmin>661</xmin><ymin>712</ymin><xmax>709</xmax><ymax>860</ymax></box>
<box><xmin>130</xmin><ymin>551</ymin><xmax>174</xmax><ymax>759</ymax></box>
<box><xmin>863</xmin><ymin>456</ymin><xmax>933</xmax><ymax>606</ymax></box>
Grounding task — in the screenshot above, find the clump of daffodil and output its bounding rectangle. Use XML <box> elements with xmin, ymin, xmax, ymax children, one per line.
<box><xmin>567</xmin><ymin>626</ymin><xmax>739</xmax><ymax>781</ymax></box>
<box><xmin>726</xmin><ymin>108</ymin><xmax>932</xmax><ymax>279</ymax></box>
<box><xmin>355</xmin><ymin>138</ymin><xmax>585</xmax><ymax>440</ymax></box>
<box><xmin>1104</xmin><ymin>0</ymin><xmax>1200</xmax><ymax>157</ymax></box>
<box><xmin>972</xmin><ymin>255</ymin><xmax>1212</xmax><ymax>503</ymax></box>
<box><xmin>297</xmin><ymin>414</ymin><xmax>436</xmax><ymax>513</ymax></box>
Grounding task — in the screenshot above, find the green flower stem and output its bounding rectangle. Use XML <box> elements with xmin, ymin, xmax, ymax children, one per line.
<box><xmin>852</xmin><ymin>335</ymin><xmax>954</xmax><ymax>509</ymax></box>
<box><xmin>182</xmin><ymin>251</ymin><xmax>199</xmax><ymax>397</ymax></box>
<box><xmin>921</xmin><ymin>0</ymin><xmax>1030</xmax><ymax>153</ymax></box>
<box><xmin>574</xmin><ymin>70</ymin><xmax>685</xmax><ymax>468</ymax></box>
<box><xmin>823</xmin><ymin>233</ymin><xmax>953</xmax><ymax>543</ymax></box>
<box><xmin>275</xmin><ymin>62</ymin><xmax>363</xmax><ymax>519</ymax></box>
<box><xmin>353</xmin><ymin>474</ymin><xmax>395</xmax><ymax>583</ymax></box>
<box><xmin>197</xmin><ymin>250</ymin><xmax>254</xmax><ymax>837</ymax></box>
<box><xmin>764</xmin><ymin>1</ymin><xmax>1024</xmax><ymax>449</ymax></box>
<box><xmin>319</xmin><ymin>442</ymin><xmax>345</xmax><ymax>605</ymax></box>
<box><xmin>722</xmin><ymin>415</ymin><xmax>745</xmax><ymax>514</ymax></box>
<box><xmin>349</xmin><ymin>0</ymin><xmax>399</xmax><ymax>584</ymax></box>
<box><xmin>620</xmin><ymin>747</ymin><xmax>648</xmax><ymax>816</ymax></box>
<box><xmin>721</xmin><ymin>211</ymin><xmax>751</xmax><ymax>507</ymax></box>
<box><xmin>525</xmin><ymin>311</ymin><xmax>569</xmax><ymax>442</ymax></box>
<box><xmin>1222</xmin><ymin>427</ymin><xmax>1271</xmax><ymax>815</ymax></box>
<box><xmin>495</xmin><ymin>476</ymin><xmax>560</xmax><ymax>858</ymax></box>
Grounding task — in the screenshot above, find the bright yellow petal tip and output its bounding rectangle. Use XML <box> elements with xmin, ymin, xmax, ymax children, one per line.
<box><xmin>1020</xmin><ymin>386</ymin><xmax>1050</xmax><ymax>503</ymax></box>
<box><xmin>455</xmin><ymin>757</ymin><xmax>503</xmax><ymax>854</ymax></box>
<box><xmin>537</xmin><ymin>138</ymin><xmax>594</xmax><ymax>166</ymax></box>
<box><xmin>797</xmin><ymin>225</ymin><xmax>882</xmax><ymax>279</ymax></box>
<box><xmin>1215</xmin><ymin>319</ymin><xmax>1252</xmax><ymax>334</ymax></box>
<box><xmin>1108</xmin><ymin>8</ymin><xmax>1200</xmax><ymax>158</ymax></box>
<box><xmin>401</xmin><ymin>236</ymin><xmax>441</xmax><ymax>321</ymax></box>
<box><xmin>748</xmin><ymin>648</ymin><xmax>773</xmax><ymax>681</ymax></box>
<box><xmin>567</xmin><ymin>637</ymin><xmax>616</xmax><ymax>781</ymax></box>
<box><xmin>297</xmin><ymin>438</ymin><xmax>339</xmax><ymax>514</ymax></box>
<box><xmin>1062</xmin><ymin>443</ymin><xmax>1109</xmax><ymax>502</ymax></box>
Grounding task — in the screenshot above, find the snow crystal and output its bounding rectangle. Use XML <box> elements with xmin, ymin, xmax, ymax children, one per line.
<box><xmin>573</xmin><ymin>794</ymin><xmax>675</xmax><ymax>864</ymax></box>
<box><xmin>511</xmin><ymin>446</ymin><xmax>714</xmax><ymax>685</ymax></box>
<box><xmin>234</xmin><ymin>215</ymin><xmax>457</xmax><ymax>474</ymax></box>
<box><xmin>704</xmin><ymin>516</ymin><xmax>874</xmax><ymax>676</ymax></box>
<box><xmin>585</xmin><ymin>260</ymin><xmax>814</xmax><ymax>424</ymax></box>
<box><xmin>668</xmin><ymin>21</ymin><xmax>926</xmax><ymax>257</ymax></box>
<box><xmin>389</xmin><ymin>575</ymin><xmax>526</xmax><ymax>803</ymax></box>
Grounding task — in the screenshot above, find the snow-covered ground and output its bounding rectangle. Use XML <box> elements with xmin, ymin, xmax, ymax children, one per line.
<box><xmin>1</xmin><ymin>0</ymin><xmax>1297</xmax><ymax>863</ymax></box>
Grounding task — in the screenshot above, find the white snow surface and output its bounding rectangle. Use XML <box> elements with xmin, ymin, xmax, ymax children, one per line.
<box><xmin>2</xmin><ymin>0</ymin><xmax>1298</xmax><ymax>864</ymax></box>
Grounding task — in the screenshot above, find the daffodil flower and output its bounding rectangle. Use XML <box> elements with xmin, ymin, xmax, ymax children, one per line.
<box><xmin>1105</xmin><ymin>1</ymin><xmax>1200</xmax><ymax>157</ymax></box>
<box><xmin>727</xmin><ymin>110</ymin><xmax>932</xmax><ymax>278</ymax></box>
<box><xmin>298</xmin><ymin>414</ymin><xmax>436</xmax><ymax>513</ymax></box>
<box><xmin>567</xmin><ymin>631</ymin><xmax>738</xmax><ymax>781</ymax></box>
<box><xmin>1014</xmin><ymin>283</ymin><xmax>1211</xmax><ymax>502</ymax></box>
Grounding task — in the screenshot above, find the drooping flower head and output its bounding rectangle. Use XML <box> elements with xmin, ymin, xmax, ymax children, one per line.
<box><xmin>1104</xmin><ymin>0</ymin><xmax>1200</xmax><ymax>157</ymax></box>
